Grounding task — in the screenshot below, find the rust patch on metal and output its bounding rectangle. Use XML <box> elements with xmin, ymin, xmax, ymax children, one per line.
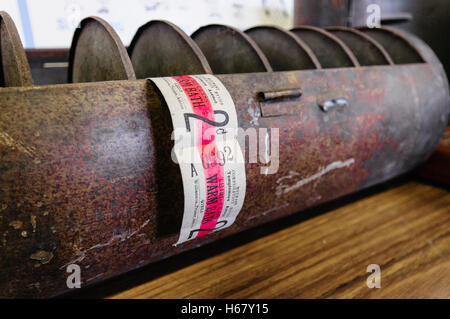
<box><xmin>68</xmin><ymin>17</ymin><xmax>136</xmax><ymax>83</ymax></box>
<box><xmin>0</xmin><ymin>11</ymin><xmax>33</xmax><ymax>87</ymax></box>
<box><xmin>129</xmin><ymin>20</ymin><xmax>212</xmax><ymax>78</ymax></box>
<box><xmin>30</xmin><ymin>250</ymin><xmax>54</xmax><ymax>264</ymax></box>
<box><xmin>192</xmin><ymin>24</ymin><xmax>273</xmax><ymax>73</ymax></box>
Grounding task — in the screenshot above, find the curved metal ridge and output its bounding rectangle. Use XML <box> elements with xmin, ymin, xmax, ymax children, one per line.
<box><xmin>129</xmin><ymin>20</ymin><xmax>212</xmax><ymax>78</ymax></box>
<box><xmin>0</xmin><ymin>11</ymin><xmax>436</xmax><ymax>87</ymax></box>
<box><xmin>245</xmin><ymin>25</ymin><xmax>321</xmax><ymax>70</ymax></box>
<box><xmin>191</xmin><ymin>24</ymin><xmax>273</xmax><ymax>74</ymax></box>
<box><xmin>290</xmin><ymin>25</ymin><xmax>360</xmax><ymax>68</ymax></box>
<box><xmin>326</xmin><ymin>26</ymin><xmax>394</xmax><ymax>66</ymax></box>
<box><xmin>0</xmin><ymin>11</ymin><xmax>33</xmax><ymax>87</ymax></box>
<box><xmin>68</xmin><ymin>16</ymin><xmax>136</xmax><ymax>83</ymax></box>
<box><xmin>357</xmin><ymin>26</ymin><xmax>425</xmax><ymax>64</ymax></box>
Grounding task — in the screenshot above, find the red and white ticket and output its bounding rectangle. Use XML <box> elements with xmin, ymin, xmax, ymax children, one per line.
<box><xmin>150</xmin><ymin>75</ymin><xmax>246</xmax><ymax>245</ymax></box>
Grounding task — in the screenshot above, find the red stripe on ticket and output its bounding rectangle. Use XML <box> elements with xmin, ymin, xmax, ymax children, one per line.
<box><xmin>173</xmin><ymin>76</ymin><xmax>225</xmax><ymax>238</ymax></box>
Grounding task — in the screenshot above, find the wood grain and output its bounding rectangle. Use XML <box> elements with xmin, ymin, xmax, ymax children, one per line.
<box><xmin>419</xmin><ymin>126</ymin><xmax>450</xmax><ymax>185</ymax></box>
<box><xmin>107</xmin><ymin>181</ymin><xmax>450</xmax><ymax>299</ymax></box>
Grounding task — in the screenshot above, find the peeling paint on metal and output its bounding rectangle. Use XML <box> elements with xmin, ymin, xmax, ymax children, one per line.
<box><xmin>9</xmin><ymin>221</ymin><xmax>23</xmax><ymax>230</ymax></box>
<box><xmin>30</xmin><ymin>250</ymin><xmax>54</xmax><ymax>264</ymax></box>
<box><xmin>0</xmin><ymin>131</ymin><xmax>37</xmax><ymax>158</ymax></box>
<box><xmin>60</xmin><ymin>219</ymin><xmax>150</xmax><ymax>269</ymax></box>
<box><xmin>276</xmin><ymin>159</ymin><xmax>356</xmax><ymax>196</ymax></box>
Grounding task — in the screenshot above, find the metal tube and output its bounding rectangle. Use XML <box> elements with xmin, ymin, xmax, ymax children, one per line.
<box><xmin>0</xmin><ymin>59</ymin><xmax>448</xmax><ymax>297</ymax></box>
<box><xmin>0</xmin><ymin>15</ymin><xmax>448</xmax><ymax>297</ymax></box>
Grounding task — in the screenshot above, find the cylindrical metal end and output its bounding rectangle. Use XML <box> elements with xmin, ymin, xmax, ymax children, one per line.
<box><xmin>245</xmin><ymin>25</ymin><xmax>321</xmax><ymax>70</ymax></box>
<box><xmin>129</xmin><ymin>20</ymin><xmax>212</xmax><ymax>78</ymax></box>
<box><xmin>290</xmin><ymin>25</ymin><xmax>360</xmax><ymax>68</ymax></box>
<box><xmin>0</xmin><ymin>11</ymin><xmax>33</xmax><ymax>87</ymax></box>
<box><xmin>68</xmin><ymin>16</ymin><xmax>136</xmax><ymax>83</ymax></box>
<box><xmin>326</xmin><ymin>26</ymin><xmax>394</xmax><ymax>65</ymax></box>
<box><xmin>357</xmin><ymin>26</ymin><xmax>425</xmax><ymax>64</ymax></box>
<box><xmin>191</xmin><ymin>24</ymin><xmax>273</xmax><ymax>74</ymax></box>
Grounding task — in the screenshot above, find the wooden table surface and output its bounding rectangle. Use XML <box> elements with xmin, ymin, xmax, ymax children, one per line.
<box><xmin>68</xmin><ymin>179</ymin><xmax>450</xmax><ymax>299</ymax></box>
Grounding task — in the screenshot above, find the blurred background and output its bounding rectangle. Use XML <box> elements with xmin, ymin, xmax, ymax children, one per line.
<box><xmin>0</xmin><ymin>0</ymin><xmax>294</xmax><ymax>48</ymax></box>
<box><xmin>1</xmin><ymin>0</ymin><xmax>448</xmax><ymax>93</ymax></box>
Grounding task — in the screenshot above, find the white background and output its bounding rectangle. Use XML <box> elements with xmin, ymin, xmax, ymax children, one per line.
<box><xmin>0</xmin><ymin>0</ymin><xmax>294</xmax><ymax>48</ymax></box>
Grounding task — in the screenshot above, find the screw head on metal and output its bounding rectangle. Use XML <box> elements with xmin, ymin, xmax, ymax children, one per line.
<box><xmin>319</xmin><ymin>97</ymin><xmax>348</xmax><ymax>112</ymax></box>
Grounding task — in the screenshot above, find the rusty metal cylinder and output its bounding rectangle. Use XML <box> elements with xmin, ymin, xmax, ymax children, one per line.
<box><xmin>0</xmin><ymin>18</ymin><xmax>449</xmax><ymax>297</ymax></box>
